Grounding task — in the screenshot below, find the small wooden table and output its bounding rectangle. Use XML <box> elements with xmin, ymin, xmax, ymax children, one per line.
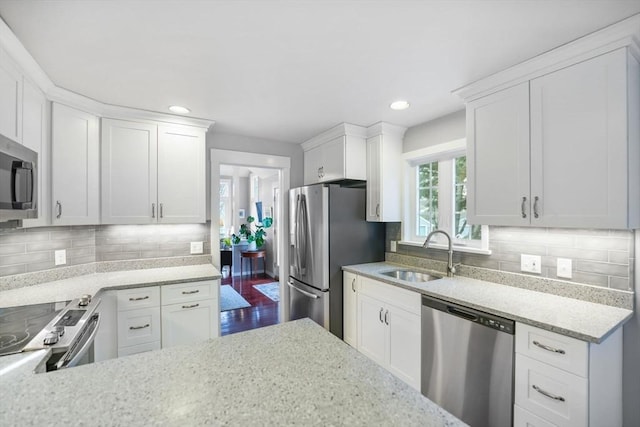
<box><xmin>240</xmin><ymin>250</ymin><xmax>266</xmax><ymax>278</ymax></box>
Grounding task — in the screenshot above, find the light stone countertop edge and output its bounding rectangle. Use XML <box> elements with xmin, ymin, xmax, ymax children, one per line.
<box><xmin>0</xmin><ymin>264</ymin><xmax>222</xmax><ymax>308</ymax></box>
<box><xmin>343</xmin><ymin>262</ymin><xmax>633</xmax><ymax>344</ymax></box>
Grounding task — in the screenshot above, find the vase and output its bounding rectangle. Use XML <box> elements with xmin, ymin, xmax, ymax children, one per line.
<box><xmin>248</xmin><ymin>241</ymin><xmax>257</xmax><ymax>251</ymax></box>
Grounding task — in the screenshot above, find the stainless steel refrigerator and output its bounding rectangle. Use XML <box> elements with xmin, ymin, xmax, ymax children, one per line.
<box><xmin>288</xmin><ymin>184</ymin><xmax>384</xmax><ymax>339</ymax></box>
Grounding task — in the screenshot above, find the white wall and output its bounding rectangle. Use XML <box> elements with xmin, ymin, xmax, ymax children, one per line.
<box><xmin>206</xmin><ymin>132</ymin><xmax>303</xmax><ymax>220</ymax></box>
<box><xmin>403</xmin><ymin>109</ymin><xmax>465</xmax><ymax>152</ymax></box>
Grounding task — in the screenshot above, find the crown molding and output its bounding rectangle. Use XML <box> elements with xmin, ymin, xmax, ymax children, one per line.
<box><xmin>453</xmin><ymin>13</ymin><xmax>640</xmax><ymax>102</ymax></box>
<box><xmin>301</xmin><ymin>123</ymin><xmax>368</xmax><ymax>151</ymax></box>
<box><xmin>0</xmin><ymin>17</ymin><xmax>214</xmax><ymax>131</ymax></box>
<box><xmin>365</xmin><ymin>121</ymin><xmax>407</xmax><ymax>139</ymax></box>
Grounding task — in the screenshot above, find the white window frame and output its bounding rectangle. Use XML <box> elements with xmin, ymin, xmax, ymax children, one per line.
<box><xmin>401</xmin><ymin>139</ymin><xmax>491</xmax><ymax>255</ymax></box>
<box><xmin>219</xmin><ymin>177</ymin><xmax>233</xmax><ymax>237</ymax></box>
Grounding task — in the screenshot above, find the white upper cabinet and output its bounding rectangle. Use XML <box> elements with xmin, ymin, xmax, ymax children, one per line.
<box><xmin>21</xmin><ymin>78</ymin><xmax>48</xmax><ymax>227</ymax></box>
<box><xmin>461</xmin><ymin>44</ymin><xmax>640</xmax><ymax>229</ymax></box>
<box><xmin>0</xmin><ymin>47</ymin><xmax>22</xmax><ymax>143</ymax></box>
<box><xmin>365</xmin><ymin>123</ymin><xmax>406</xmax><ymax>222</ymax></box>
<box><xmin>101</xmin><ymin>119</ymin><xmax>158</xmax><ymax>224</ymax></box>
<box><xmin>466</xmin><ymin>82</ymin><xmax>530</xmax><ymax>226</ymax></box>
<box><xmin>529</xmin><ymin>49</ymin><xmax>633</xmax><ymax>228</ymax></box>
<box><xmin>302</xmin><ymin>123</ymin><xmax>367</xmax><ymax>185</ymax></box>
<box><xmin>157</xmin><ymin>124</ymin><xmax>206</xmax><ymax>223</ymax></box>
<box><xmin>102</xmin><ymin>120</ymin><xmax>206</xmax><ymax>224</ymax></box>
<box><xmin>51</xmin><ymin>103</ymin><xmax>99</xmax><ymax>225</ymax></box>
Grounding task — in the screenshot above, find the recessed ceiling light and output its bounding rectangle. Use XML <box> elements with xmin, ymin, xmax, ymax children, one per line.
<box><xmin>390</xmin><ymin>100</ymin><xmax>410</xmax><ymax>111</ymax></box>
<box><xmin>169</xmin><ymin>105</ymin><xmax>191</xmax><ymax>114</ymax></box>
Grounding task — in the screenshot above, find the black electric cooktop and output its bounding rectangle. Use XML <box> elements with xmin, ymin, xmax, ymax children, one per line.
<box><xmin>0</xmin><ymin>301</ymin><xmax>69</xmax><ymax>356</ymax></box>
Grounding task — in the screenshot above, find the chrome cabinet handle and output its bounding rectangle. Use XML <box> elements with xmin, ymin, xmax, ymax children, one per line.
<box><xmin>182</xmin><ymin>290</ymin><xmax>200</xmax><ymax>295</ymax></box>
<box><xmin>521</xmin><ymin>197</ymin><xmax>527</xmax><ymax>219</ymax></box>
<box><xmin>376</xmin><ymin>203</ymin><xmax>380</xmax><ymax>218</ymax></box>
<box><xmin>384</xmin><ymin>310</ymin><xmax>389</xmax><ymax>325</ymax></box>
<box><xmin>532</xmin><ymin>385</ymin><xmax>565</xmax><ymax>402</ymax></box>
<box><xmin>160</xmin><ymin>203</ymin><xmax>164</xmax><ymax>218</ymax></box>
<box><xmin>182</xmin><ymin>303</ymin><xmax>200</xmax><ymax>309</ymax></box>
<box><xmin>129</xmin><ymin>324</ymin><xmax>150</xmax><ymax>330</ymax></box>
<box><xmin>351</xmin><ymin>278</ymin><xmax>356</xmax><ymax>293</ymax></box>
<box><xmin>379</xmin><ymin>308</ymin><xmax>384</xmax><ymax>323</ymax></box>
<box><xmin>533</xmin><ymin>340</ymin><xmax>566</xmax><ymax>354</ymax></box>
<box><xmin>152</xmin><ymin>203</ymin><xmax>156</xmax><ymax>218</ymax></box>
<box><xmin>129</xmin><ymin>296</ymin><xmax>150</xmax><ymax>301</ymax></box>
<box><xmin>56</xmin><ymin>201</ymin><xmax>62</xmax><ymax>219</ymax></box>
<box><xmin>533</xmin><ymin>196</ymin><xmax>540</xmax><ymax>219</ymax></box>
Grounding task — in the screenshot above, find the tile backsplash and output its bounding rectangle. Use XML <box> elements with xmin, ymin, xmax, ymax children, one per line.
<box><xmin>0</xmin><ymin>223</ymin><xmax>211</xmax><ymax>278</ymax></box>
<box><xmin>387</xmin><ymin>223</ymin><xmax>635</xmax><ymax>291</ymax></box>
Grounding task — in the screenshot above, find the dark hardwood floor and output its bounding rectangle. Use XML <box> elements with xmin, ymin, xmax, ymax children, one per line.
<box><xmin>220</xmin><ymin>273</ymin><xmax>280</xmax><ymax>336</ymax></box>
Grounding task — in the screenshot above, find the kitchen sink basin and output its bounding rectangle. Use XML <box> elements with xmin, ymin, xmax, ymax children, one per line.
<box><xmin>379</xmin><ymin>269</ymin><xmax>441</xmax><ymax>283</ymax></box>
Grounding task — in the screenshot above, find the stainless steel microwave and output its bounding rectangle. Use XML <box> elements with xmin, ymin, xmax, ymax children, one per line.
<box><xmin>0</xmin><ymin>133</ymin><xmax>37</xmax><ymax>227</ymax></box>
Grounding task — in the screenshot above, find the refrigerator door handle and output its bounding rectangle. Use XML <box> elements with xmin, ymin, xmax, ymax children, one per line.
<box><xmin>287</xmin><ymin>280</ymin><xmax>319</xmax><ymax>299</ymax></box>
<box><xmin>298</xmin><ymin>194</ymin><xmax>308</xmax><ymax>275</ymax></box>
<box><xmin>292</xmin><ymin>194</ymin><xmax>300</xmax><ymax>275</ymax></box>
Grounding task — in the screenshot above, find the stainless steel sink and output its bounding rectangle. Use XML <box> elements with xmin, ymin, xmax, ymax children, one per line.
<box><xmin>379</xmin><ymin>269</ymin><xmax>442</xmax><ymax>283</ymax></box>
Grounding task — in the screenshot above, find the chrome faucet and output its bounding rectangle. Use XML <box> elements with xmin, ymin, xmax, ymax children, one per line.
<box><xmin>423</xmin><ymin>229</ymin><xmax>456</xmax><ymax>277</ymax></box>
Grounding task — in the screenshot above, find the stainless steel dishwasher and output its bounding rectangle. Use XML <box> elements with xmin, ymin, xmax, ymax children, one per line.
<box><xmin>421</xmin><ymin>295</ymin><xmax>515</xmax><ymax>427</ymax></box>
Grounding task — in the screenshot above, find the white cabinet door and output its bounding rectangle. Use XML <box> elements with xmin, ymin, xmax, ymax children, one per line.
<box><xmin>157</xmin><ymin>124</ymin><xmax>205</xmax><ymax>223</ymax></box>
<box><xmin>320</xmin><ymin>136</ymin><xmax>346</xmax><ymax>182</ymax></box>
<box><xmin>387</xmin><ymin>304</ymin><xmax>421</xmax><ymax>390</ymax></box>
<box><xmin>51</xmin><ymin>103</ymin><xmax>99</xmax><ymax>225</ymax></box>
<box><xmin>366</xmin><ymin>132</ymin><xmax>402</xmax><ymax>222</ymax></box>
<box><xmin>161</xmin><ymin>298</ymin><xmax>217</xmax><ymax>348</ymax></box>
<box><xmin>0</xmin><ymin>48</ymin><xmax>22</xmax><ymax>143</ymax></box>
<box><xmin>357</xmin><ymin>293</ymin><xmax>387</xmax><ymax>366</ymax></box>
<box><xmin>366</xmin><ymin>135</ymin><xmax>381</xmax><ymax>222</ymax></box>
<box><xmin>21</xmin><ymin>78</ymin><xmax>48</xmax><ymax>227</ymax></box>
<box><xmin>466</xmin><ymin>82</ymin><xmax>530</xmax><ymax>226</ymax></box>
<box><xmin>303</xmin><ymin>145</ymin><xmax>321</xmax><ymax>185</ymax></box>
<box><xmin>343</xmin><ymin>271</ymin><xmax>358</xmax><ymax>348</ymax></box>
<box><xmin>530</xmin><ymin>49</ymin><xmax>628</xmax><ymax>229</ymax></box>
<box><xmin>101</xmin><ymin>118</ymin><xmax>158</xmax><ymax>224</ymax></box>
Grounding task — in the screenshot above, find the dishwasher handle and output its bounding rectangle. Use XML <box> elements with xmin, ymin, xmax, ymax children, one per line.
<box><xmin>446</xmin><ymin>306</ymin><xmax>478</xmax><ymax>321</ymax></box>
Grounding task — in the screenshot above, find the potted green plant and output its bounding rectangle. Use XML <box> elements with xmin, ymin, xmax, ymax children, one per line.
<box><xmin>232</xmin><ymin>216</ymin><xmax>273</xmax><ymax>250</ymax></box>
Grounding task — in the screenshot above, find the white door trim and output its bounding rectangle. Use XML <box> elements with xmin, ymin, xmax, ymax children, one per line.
<box><xmin>210</xmin><ymin>149</ymin><xmax>291</xmax><ymax>326</ymax></box>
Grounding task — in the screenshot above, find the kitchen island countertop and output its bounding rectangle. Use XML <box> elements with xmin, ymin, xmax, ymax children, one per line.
<box><xmin>343</xmin><ymin>262</ymin><xmax>632</xmax><ymax>343</ymax></box>
<box><xmin>0</xmin><ymin>319</ymin><xmax>465</xmax><ymax>427</ymax></box>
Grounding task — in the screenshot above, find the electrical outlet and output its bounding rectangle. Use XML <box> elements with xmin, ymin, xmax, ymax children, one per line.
<box><xmin>520</xmin><ymin>254</ymin><xmax>541</xmax><ymax>274</ymax></box>
<box><xmin>190</xmin><ymin>242</ymin><xmax>204</xmax><ymax>254</ymax></box>
<box><xmin>390</xmin><ymin>241</ymin><xmax>397</xmax><ymax>252</ymax></box>
<box><xmin>557</xmin><ymin>258</ymin><xmax>572</xmax><ymax>279</ymax></box>
<box><xmin>54</xmin><ymin>249</ymin><xmax>66</xmax><ymax>266</ymax></box>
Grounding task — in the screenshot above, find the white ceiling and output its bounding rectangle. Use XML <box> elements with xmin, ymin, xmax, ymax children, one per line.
<box><xmin>0</xmin><ymin>1</ymin><xmax>638</xmax><ymax>143</ymax></box>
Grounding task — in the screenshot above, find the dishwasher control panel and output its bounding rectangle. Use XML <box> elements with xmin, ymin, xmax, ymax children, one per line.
<box><xmin>479</xmin><ymin>316</ymin><xmax>514</xmax><ymax>334</ymax></box>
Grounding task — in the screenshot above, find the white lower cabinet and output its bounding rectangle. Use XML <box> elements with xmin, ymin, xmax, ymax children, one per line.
<box><xmin>514</xmin><ymin>323</ymin><xmax>622</xmax><ymax>427</ymax></box>
<box><xmin>116</xmin><ymin>282</ymin><xmax>220</xmax><ymax>357</ymax></box>
<box><xmin>346</xmin><ymin>273</ymin><xmax>421</xmax><ymax>390</ymax></box>
<box><xmin>160</xmin><ymin>280</ymin><xmax>219</xmax><ymax>348</ymax></box>
<box><xmin>342</xmin><ymin>271</ymin><xmax>358</xmax><ymax>348</ymax></box>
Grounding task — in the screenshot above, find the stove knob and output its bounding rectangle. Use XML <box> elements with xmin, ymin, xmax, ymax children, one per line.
<box><xmin>52</xmin><ymin>326</ymin><xmax>65</xmax><ymax>337</ymax></box>
<box><xmin>78</xmin><ymin>294</ymin><xmax>91</xmax><ymax>306</ymax></box>
<box><xmin>43</xmin><ymin>332</ymin><xmax>59</xmax><ymax>345</ymax></box>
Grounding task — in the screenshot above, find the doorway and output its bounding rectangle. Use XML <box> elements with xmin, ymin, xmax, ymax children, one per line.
<box><xmin>210</xmin><ymin>149</ymin><xmax>291</xmax><ymax>335</ymax></box>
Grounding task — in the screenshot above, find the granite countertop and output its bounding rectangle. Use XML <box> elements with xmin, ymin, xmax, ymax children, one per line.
<box><xmin>0</xmin><ymin>264</ymin><xmax>221</xmax><ymax>308</ymax></box>
<box><xmin>0</xmin><ymin>319</ymin><xmax>465</xmax><ymax>427</ymax></box>
<box><xmin>343</xmin><ymin>262</ymin><xmax>633</xmax><ymax>343</ymax></box>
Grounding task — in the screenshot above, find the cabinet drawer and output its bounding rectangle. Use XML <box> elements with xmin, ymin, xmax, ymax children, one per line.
<box><xmin>515</xmin><ymin>354</ymin><xmax>587</xmax><ymax>427</ymax></box>
<box><xmin>161</xmin><ymin>280</ymin><xmax>216</xmax><ymax>305</ymax></box>
<box><xmin>117</xmin><ymin>341</ymin><xmax>161</xmax><ymax>358</ymax></box>
<box><xmin>516</xmin><ymin>323</ymin><xmax>588</xmax><ymax>377</ymax></box>
<box><xmin>117</xmin><ymin>307</ymin><xmax>161</xmax><ymax>348</ymax></box>
<box><xmin>359</xmin><ymin>276</ymin><xmax>420</xmax><ymax>315</ymax></box>
<box><xmin>117</xmin><ymin>286</ymin><xmax>160</xmax><ymax>311</ymax></box>
<box><xmin>514</xmin><ymin>404</ymin><xmax>558</xmax><ymax>427</ymax></box>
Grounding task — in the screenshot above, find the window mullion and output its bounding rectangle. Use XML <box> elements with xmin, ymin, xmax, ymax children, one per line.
<box><xmin>438</xmin><ymin>159</ymin><xmax>454</xmax><ymax>237</ymax></box>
